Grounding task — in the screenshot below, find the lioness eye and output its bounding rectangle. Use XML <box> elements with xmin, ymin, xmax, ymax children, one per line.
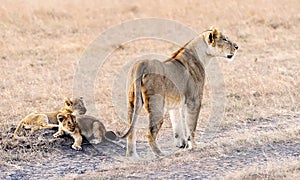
<box><xmin>223</xmin><ymin>38</ymin><xmax>228</xmax><ymax>42</ymax></box>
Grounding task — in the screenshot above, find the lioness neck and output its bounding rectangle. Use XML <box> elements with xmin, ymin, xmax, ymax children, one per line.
<box><xmin>186</xmin><ymin>35</ymin><xmax>212</xmax><ymax>67</ymax></box>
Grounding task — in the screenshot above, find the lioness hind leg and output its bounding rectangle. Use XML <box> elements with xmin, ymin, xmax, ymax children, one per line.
<box><xmin>126</xmin><ymin>129</ymin><xmax>138</xmax><ymax>158</ymax></box>
<box><xmin>126</xmin><ymin>85</ymin><xmax>142</xmax><ymax>158</ymax></box>
<box><xmin>147</xmin><ymin>117</ymin><xmax>164</xmax><ymax>157</ymax></box>
<box><xmin>146</xmin><ymin>95</ymin><xmax>165</xmax><ymax>157</ymax></box>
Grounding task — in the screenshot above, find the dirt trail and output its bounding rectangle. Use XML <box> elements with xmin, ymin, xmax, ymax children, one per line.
<box><xmin>0</xmin><ymin>115</ymin><xmax>299</xmax><ymax>179</ymax></box>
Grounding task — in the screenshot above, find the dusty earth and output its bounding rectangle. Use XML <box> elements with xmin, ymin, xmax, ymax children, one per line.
<box><xmin>0</xmin><ymin>115</ymin><xmax>299</xmax><ymax>179</ymax></box>
<box><xmin>0</xmin><ymin>0</ymin><xmax>299</xmax><ymax>179</ymax></box>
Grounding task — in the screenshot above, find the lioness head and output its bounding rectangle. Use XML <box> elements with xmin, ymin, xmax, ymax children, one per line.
<box><xmin>57</xmin><ymin>112</ymin><xmax>77</xmax><ymax>133</ymax></box>
<box><xmin>64</xmin><ymin>97</ymin><xmax>87</xmax><ymax>115</ymax></box>
<box><xmin>204</xmin><ymin>27</ymin><xmax>238</xmax><ymax>61</ymax></box>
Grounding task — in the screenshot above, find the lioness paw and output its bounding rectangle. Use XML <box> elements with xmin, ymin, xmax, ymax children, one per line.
<box><xmin>187</xmin><ymin>141</ymin><xmax>193</xmax><ymax>150</ymax></box>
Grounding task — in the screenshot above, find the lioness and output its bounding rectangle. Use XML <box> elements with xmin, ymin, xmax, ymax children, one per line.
<box><xmin>13</xmin><ymin>97</ymin><xmax>87</xmax><ymax>139</ymax></box>
<box><xmin>120</xmin><ymin>28</ymin><xmax>238</xmax><ymax>157</ymax></box>
<box><xmin>53</xmin><ymin>111</ymin><xmax>83</xmax><ymax>150</ymax></box>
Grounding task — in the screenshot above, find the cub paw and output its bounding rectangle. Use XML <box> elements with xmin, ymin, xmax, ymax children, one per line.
<box><xmin>53</xmin><ymin>132</ymin><xmax>63</xmax><ymax>138</ymax></box>
<box><xmin>72</xmin><ymin>144</ymin><xmax>82</xmax><ymax>151</ymax></box>
<box><xmin>90</xmin><ymin>139</ymin><xmax>100</xmax><ymax>144</ymax></box>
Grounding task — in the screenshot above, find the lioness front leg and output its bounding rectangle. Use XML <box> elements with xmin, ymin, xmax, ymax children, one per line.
<box><xmin>170</xmin><ymin>108</ymin><xmax>189</xmax><ymax>148</ymax></box>
<box><xmin>185</xmin><ymin>102</ymin><xmax>201</xmax><ymax>149</ymax></box>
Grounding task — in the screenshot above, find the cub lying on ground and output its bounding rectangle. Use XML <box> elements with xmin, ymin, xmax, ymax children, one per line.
<box><xmin>76</xmin><ymin>115</ymin><xmax>125</xmax><ymax>148</ymax></box>
<box><xmin>13</xmin><ymin>97</ymin><xmax>86</xmax><ymax>139</ymax></box>
<box><xmin>54</xmin><ymin>113</ymin><xmax>125</xmax><ymax>150</ymax></box>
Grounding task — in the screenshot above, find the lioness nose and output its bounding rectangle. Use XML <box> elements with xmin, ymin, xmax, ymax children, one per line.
<box><xmin>176</xmin><ymin>141</ymin><xmax>186</xmax><ymax>148</ymax></box>
<box><xmin>234</xmin><ymin>44</ymin><xmax>239</xmax><ymax>50</ymax></box>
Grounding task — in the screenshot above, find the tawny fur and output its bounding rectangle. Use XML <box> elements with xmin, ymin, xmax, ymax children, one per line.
<box><xmin>53</xmin><ymin>111</ymin><xmax>83</xmax><ymax>151</ymax></box>
<box><xmin>14</xmin><ymin>97</ymin><xmax>87</xmax><ymax>139</ymax></box>
<box><xmin>76</xmin><ymin>115</ymin><xmax>125</xmax><ymax>148</ymax></box>
<box><xmin>120</xmin><ymin>28</ymin><xmax>238</xmax><ymax>157</ymax></box>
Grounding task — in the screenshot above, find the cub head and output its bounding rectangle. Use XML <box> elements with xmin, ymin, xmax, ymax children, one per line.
<box><xmin>64</xmin><ymin>97</ymin><xmax>87</xmax><ymax>115</ymax></box>
<box><xmin>57</xmin><ymin>112</ymin><xmax>77</xmax><ymax>133</ymax></box>
<box><xmin>204</xmin><ymin>27</ymin><xmax>238</xmax><ymax>61</ymax></box>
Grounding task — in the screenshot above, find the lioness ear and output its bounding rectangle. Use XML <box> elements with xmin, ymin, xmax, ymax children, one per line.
<box><xmin>209</xmin><ymin>33</ymin><xmax>213</xmax><ymax>43</ymax></box>
<box><xmin>64</xmin><ymin>97</ymin><xmax>72</xmax><ymax>107</ymax></box>
<box><xmin>208</xmin><ymin>27</ymin><xmax>220</xmax><ymax>46</ymax></box>
<box><xmin>57</xmin><ymin>115</ymin><xmax>65</xmax><ymax>123</ymax></box>
<box><xmin>212</xmin><ymin>28</ymin><xmax>220</xmax><ymax>39</ymax></box>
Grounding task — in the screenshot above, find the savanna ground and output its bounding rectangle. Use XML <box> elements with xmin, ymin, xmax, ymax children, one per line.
<box><xmin>0</xmin><ymin>0</ymin><xmax>299</xmax><ymax>179</ymax></box>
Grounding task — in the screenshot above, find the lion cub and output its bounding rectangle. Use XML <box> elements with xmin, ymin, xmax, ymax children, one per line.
<box><xmin>76</xmin><ymin>115</ymin><xmax>125</xmax><ymax>148</ymax></box>
<box><xmin>13</xmin><ymin>97</ymin><xmax>87</xmax><ymax>139</ymax></box>
<box><xmin>55</xmin><ymin>114</ymin><xmax>125</xmax><ymax>150</ymax></box>
<box><xmin>53</xmin><ymin>111</ymin><xmax>83</xmax><ymax>150</ymax></box>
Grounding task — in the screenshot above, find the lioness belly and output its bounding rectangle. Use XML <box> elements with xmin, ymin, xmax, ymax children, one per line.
<box><xmin>164</xmin><ymin>92</ymin><xmax>185</xmax><ymax>110</ymax></box>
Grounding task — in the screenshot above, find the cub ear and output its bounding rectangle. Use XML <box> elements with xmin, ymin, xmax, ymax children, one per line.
<box><xmin>57</xmin><ymin>114</ymin><xmax>65</xmax><ymax>123</ymax></box>
<box><xmin>71</xmin><ymin>115</ymin><xmax>77</xmax><ymax>123</ymax></box>
<box><xmin>64</xmin><ymin>97</ymin><xmax>73</xmax><ymax>107</ymax></box>
<box><xmin>79</xmin><ymin>96</ymin><xmax>83</xmax><ymax>100</ymax></box>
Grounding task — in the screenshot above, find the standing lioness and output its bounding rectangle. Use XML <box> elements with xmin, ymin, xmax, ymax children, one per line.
<box><xmin>120</xmin><ymin>28</ymin><xmax>238</xmax><ymax>157</ymax></box>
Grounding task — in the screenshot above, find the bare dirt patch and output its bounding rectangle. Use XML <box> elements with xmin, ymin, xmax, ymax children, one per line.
<box><xmin>0</xmin><ymin>115</ymin><xmax>299</xmax><ymax>179</ymax></box>
<box><xmin>0</xmin><ymin>127</ymin><xmax>120</xmax><ymax>179</ymax></box>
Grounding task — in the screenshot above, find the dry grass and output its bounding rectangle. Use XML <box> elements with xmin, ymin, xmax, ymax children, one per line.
<box><xmin>225</xmin><ymin>159</ymin><xmax>300</xmax><ymax>180</ymax></box>
<box><xmin>0</xmin><ymin>0</ymin><xmax>299</xmax><ymax>179</ymax></box>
